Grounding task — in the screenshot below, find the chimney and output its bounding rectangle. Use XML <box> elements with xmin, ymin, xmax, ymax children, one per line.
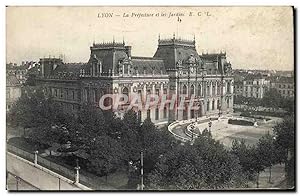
<box><xmin>125</xmin><ymin>46</ymin><xmax>132</xmax><ymax>58</ymax></box>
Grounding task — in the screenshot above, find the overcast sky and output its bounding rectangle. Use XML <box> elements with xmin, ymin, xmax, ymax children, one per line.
<box><xmin>6</xmin><ymin>6</ymin><xmax>294</xmax><ymax>70</ymax></box>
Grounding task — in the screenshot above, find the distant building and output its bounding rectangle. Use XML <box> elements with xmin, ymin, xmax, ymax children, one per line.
<box><xmin>242</xmin><ymin>78</ymin><xmax>271</xmax><ymax>99</ymax></box>
<box><xmin>271</xmin><ymin>77</ymin><xmax>294</xmax><ymax>98</ymax></box>
<box><xmin>36</xmin><ymin>35</ymin><xmax>234</xmax><ymax>125</ymax></box>
<box><xmin>6</xmin><ymin>74</ymin><xmax>22</xmax><ymax>111</ymax></box>
<box><xmin>233</xmin><ymin>81</ymin><xmax>243</xmax><ymax>96</ymax></box>
<box><xmin>234</xmin><ymin>74</ymin><xmax>271</xmax><ymax>99</ymax></box>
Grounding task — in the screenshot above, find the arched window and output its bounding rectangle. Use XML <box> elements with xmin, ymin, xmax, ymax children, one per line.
<box><xmin>155</xmin><ymin>108</ymin><xmax>159</xmax><ymax>120</ymax></box>
<box><xmin>137</xmin><ymin>110</ymin><xmax>142</xmax><ymax>123</ymax></box>
<box><xmin>163</xmin><ymin>107</ymin><xmax>167</xmax><ymax>118</ymax></box>
<box><xmin>122</xmin><ymin>87</ymin><xmax>129</xmax><ymax>97</ymax></box>
<box><xmin>198</xmin><ymin>84</ymin><xmax>202</xmax><ymax>96</ymax></box>
<box><xmin>212</xmin><ymin>84</ymin><xmax>216</xmax><ymax>96</ymax></box>
<box><xmin>182</xmin><ymin>84</ymin><xmax>187</xmax><ymax>95</ymax></box>
<box><xmin>227</xmin><ymin>81</ymin><xmax>231</xmax><ymax>93</ymax></box>
<box><xmin>227</xmin><ymin>98</ymin><xmax>230</xmax><ymax>108</ymax></box>
<box><xmin>147</xmin><ymin>109</ymin><xmax>151</xmax><ymax>119</ymax></box>
<box><xmin>190</xmin><ymin>84</ymin><xmax>195</xmax><ymax>95</ymax></box>
<box><xmin>217</xmin><ymin>99</ymin><xmax>220</xmax><ymax>109</ymax></box>
<box><xmin>212</xmin><ymin>99</ymin><xmax>215</xmax><ymax>110</ymax></box>
<box><xmin>207</xmin><ymin>100</ymin><xmax>210</xmax><ymax>111</ymax></box>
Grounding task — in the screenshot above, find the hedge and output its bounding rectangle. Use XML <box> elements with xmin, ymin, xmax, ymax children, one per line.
<box><xmin>228</xmin><ymin>119</ymin><xmax>254</xmax><ymax>126</ymax></box>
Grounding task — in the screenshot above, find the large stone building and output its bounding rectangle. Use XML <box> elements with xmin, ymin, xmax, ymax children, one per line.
<box><xmin>36</xmin><ymin>35</ymin><xmax>234</xmax><ymax>125</ymax></box>
<box><xmin>271</xmin><ymin>76</ymin><xmax>294</xmax><ymax>98</ymax></box>
<box><xmin>234</xmin><ymin>77</ymin><xmax>271</xmax><ymax>99</ymax></box>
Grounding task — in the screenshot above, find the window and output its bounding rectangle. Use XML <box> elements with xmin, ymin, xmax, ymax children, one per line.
<box><xmin>227</xmin><ymin>82</ymin><xmax>230</xmax><ymax>93</ymax></box>
<box><xmin>163</xmin><ymin>88</ymin><xmax>167</xmax><ymax>95</ymax></box>
<box><xmin>191</xmin><ymin>110</ymin><xmax>195</xmax><ymax>118</ymax></box>
<box><xmin>122</xmin><ymin>87</ymin><xmax>129</xmax><ymax>96</ymax></box>
<box><xmin>279</xmin><ymin>84</ymin><xmax>281</xmax><ymax>88</ymax></box>
<box><xmin>163</xmin><ymin>107</ymin><xmax>167</xmax><ymax>118</ymax></box>
<box><xmin>147</xmin><ymin>89</ymin><xmax>151</xmax><ymax>95</ymax></box>
<box><xmin>55</xmin><ymin>89</ymin><xmax>58</xmax><ymax>97</ymax></box>
<box><xmin>182</xmin><ymin>85</ymin><xmax>187</xmax><ymax>95</ymax></box>
<box><xmin>217</xmin><ymin>99</ymin><xmax>220</xmax><ymax>109</ymax></box>
<box><xmin>155</xmin><ymin>108</ymin><xmax>159</xmax><ymax>120</ymax></box>
<box><xmin>227</xmin><ymin>98</ymin><xmax>230</xmax><ymax>108</ymax></box>
<box><xmin>207</xmin><ymin>84</ymin><xmax>210</xmax><ymax>96</ymax></box>
<box><xmin>198</xmin><ymin>84</ymin><xmax>201</xmax><ymax>96</ymax></box>
<box><xmin>138</xmin><ymin>90</ymin><xmax>142</xmax><ymax>99</ymax></box>
<box><xmin>92</xmin><ymin>89</ymin><xmax>97</xmax><ymax>102</ymax></box>
<box><xmin>72</xmin><ymin>90</ymin><xmax>75</xmax><ymax>100</ymax></box>
<box><xmin>190</xmin><ymin>85</ymin><xmax>195</xmax><ymax>95</ymax></box>
<box><xmin>212</xmin><ymin>100</ymin><xmax>215</xmax><ymax>110</ymax></box>
<box><xmin>212</xmin><ymin>85</ymin><xmax>216</xmax><ymax>96</ymax></box>
<box><xmin>155</xmin><ymin>89</ymin><xmax>160</xmax><ymax>95</ymax></box>
<box><xmin>207</xmin><ymin>101</ymin><xmax>210</xmax><ymax>111</ymax></box>
<box><xmin>147</xmin><ymin>109</ymin><xmax>151</xmax><ymax>119</ymax></box>
<box><xmin>60</xmin><ymin>89</ymin><xmax>64</xmax><ymax>98</ymax></box>
<box><xmin>138</xmin><ymin>111</ymin><xmax>142</xmax><ymax>123</ymax></box>
<box><xmin>124</xmin><ymin>64</ymin><xmax>129</xmax><ymax>75</ymax></box>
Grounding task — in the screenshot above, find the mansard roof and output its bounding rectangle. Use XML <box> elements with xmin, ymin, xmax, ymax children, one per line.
<box><xmin>131</xmin><ymin>56</ymin><xmax>166</xmax><ymax>75</ymax></box>
<box><xmin>54</xmin><ymin>63</ymin><xmax>85</xmax><ymax>74</ymax></box>
<box><xmin>154</xmin><ymin>37</ymin><xmax>201</xmax><ymax>70</ymax></box>
<box><xmin>275</xmin><ymin>76</ymin><xmax>294</xmax><ymax>84</ymax></box>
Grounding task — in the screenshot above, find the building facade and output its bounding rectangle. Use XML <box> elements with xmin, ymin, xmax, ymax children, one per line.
<box><xmin>242</xmin><ymin>78</ymin><xmax>270</xmax><ymax>99</ymax></box>
<box><xmin>271</xmin><ymin>77</ymin><xmax>294</xmax><ymax>98</ymax></box>
<box><xmin>36</xmin><ymin>35</ymin><xmax>234</xmax><ymax>125</ymax></box>
<box><xmin>6</xmin><ymin>74</ymin><xmax>22</xmax><ymax>111</ymax></box>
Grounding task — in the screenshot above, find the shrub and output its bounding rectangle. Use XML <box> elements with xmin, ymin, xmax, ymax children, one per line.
<box><xmin>228</xmin><ymin>119</ymin><xmax>254</xmax><ymax>126</ymax></box>
<box><xmin>240</xmin><ymin>112</ymin><xmax>271</xmax><ymax>121</ymax></box>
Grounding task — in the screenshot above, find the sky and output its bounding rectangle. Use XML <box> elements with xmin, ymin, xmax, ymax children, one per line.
<box><xmin>6</xmin><ymin>6</ymin><xmax>294</xmax><ymax>70</ymax></box>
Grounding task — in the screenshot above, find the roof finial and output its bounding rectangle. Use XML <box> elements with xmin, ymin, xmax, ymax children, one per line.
<box><xmin>113</xmin><ymin>36</ymin><xmax>115</xmax><ymax>44</ymax></box>
<box><xmin>173</xmin><ymin>32</ymin><xmax>175</xmax><ymax>39</ymax></box>
<box><xmin>122</xmin><ymin>36</ymin><xmax>125</xmax><ymax>45</ymax></box>
<box><xmin>158</xmin><ymin>33</ymin><xmax>160</xmax><ymax>41</ymax></box>
<box><xmin>193</xmin><ymin>34</ymin><xmax>196</xmax><ymax>42</ymax></box>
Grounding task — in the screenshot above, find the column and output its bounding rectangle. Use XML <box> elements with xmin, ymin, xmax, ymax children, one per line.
<box><xmin>34</xmin><ymin>151</ymin><xmax>38</xmax><ymax>166</ymax></box>
<box><xmin>74</xmin><ymin>166</ymin><xmax>80</xmax><ymax>184</ymax></box>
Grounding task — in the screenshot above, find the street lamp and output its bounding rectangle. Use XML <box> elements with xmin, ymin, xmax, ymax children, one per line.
<box><xmin>218</xmin><ymin>102</ymin><xmax>222</xmax><ymax>118</ymax></box>
<box><xmin>208</xmin><ymin>118</ymin><xmax>212</xmax><ymax>132</ymax></box>
<box><xmin>190</xmin><ymin>124</ymin><xmax>195</xmax><ymax>141</ymax></box>
<box><xmin>74</xmin><ymin>159</ymin><xmax>80</xmax><ymax>184</ymax></box>
<box><xmin>140</xmin><ymin>150</ymin><xmax>144</xmax><ymax>190</ymax></box>
<box><xmin>196</xmin><ymin>102</ymin><xmax>201</xmax><ymax>123</ymax></box>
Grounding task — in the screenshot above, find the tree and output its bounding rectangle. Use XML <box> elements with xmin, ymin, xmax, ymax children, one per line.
<box><xmin>280</xmin><ymin>97</ymin><xmax>295</xmax><ymax>114</ymax></box>
<box><xmin>119</xmin><ymin>110</ymin><xmax>142</xmax><ymax>163</ymax></box>
<box><xmin>256</xmin><ymin>133</ymin><xmax>276</xmax><ymax>183</ymax></box>
<box><xmin>8</xmin><ymin>87</ymin><xmax>69</xmax><ymax>141</ymax></box>
<box><xmin>231</xmin><ymin>139</ymin><xmax>265</xmax><ymax>187</ymax></box>
<box><xmin>273</xmin><ymin>115</ymin><xmax>295</xmax><ymax>187</ymax></box>
<box><xmin>87</xmin><ymin>135</ymin><xmax>124</xmax><ymax>181</ymax></box>
<box><xmin>76</xmin><ymin>104</ymin><xmax>106</xmax><ymax>151</ymax></box>
<box><xmin>261</xmin><ymin>88</ymin><xmax>282</xmax><ymax>111</ymax></box>
<box><xmin>147</xmin><ymin>132</ymin><xmax>247</xmax><ymax>190</ymax></box>
<box><xmin>141</xmin><ymin>118</ymin><xmax>176</xmax><ymax>174</ymax></box>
